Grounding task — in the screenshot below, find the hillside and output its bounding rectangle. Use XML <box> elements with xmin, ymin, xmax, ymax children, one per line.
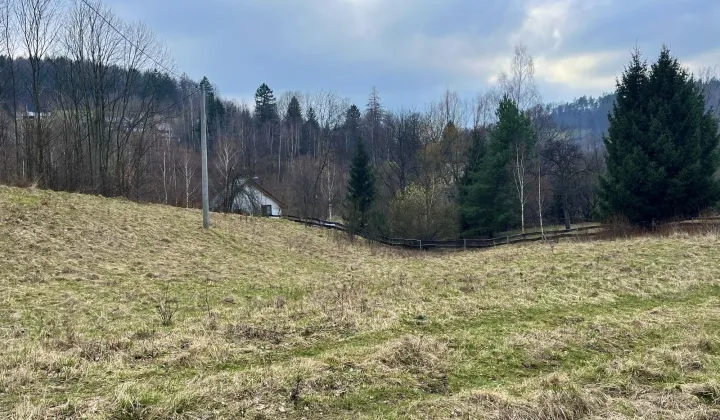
<box><xmin>1</xmin><ymin>186</ymin><xmax>720</xmax><ymax>419</ymax></box>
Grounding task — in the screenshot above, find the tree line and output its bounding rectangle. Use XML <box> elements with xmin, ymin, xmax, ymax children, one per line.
<box><xmin>0</xmin><ymin>0</ymin><xmax>718</xmax><ymax>239</ymax></box>
<box><xmin>345</xmin><ymin>46</ymin><xmax>720</xmax><ymax>237</ymax></box>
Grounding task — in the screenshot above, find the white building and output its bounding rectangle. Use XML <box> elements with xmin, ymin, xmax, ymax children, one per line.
<box><xmin>211</xmin><ymin>177</ymin><xmax>284</xmax><ymax>216</ymax></box>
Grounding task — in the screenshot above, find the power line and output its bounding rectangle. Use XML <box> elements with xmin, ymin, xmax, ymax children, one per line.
<box><xmin>153</xmin><ymin>85</ymin><xmax>201</xmax><ymax>116</ymax></box>
<box><xmin>79</xmin><ymin>0</ymin><xmax>210</xmax><ymax>230</ymax></box>
<box><xmin>78</xmin><ymin>0</ymin><xmax>194</xmax><ymax>84</ymax></box>
<box><xmin>77</xmin><ymin>0</ymin><xmax>207</xmax><ymax>114</ymax></box>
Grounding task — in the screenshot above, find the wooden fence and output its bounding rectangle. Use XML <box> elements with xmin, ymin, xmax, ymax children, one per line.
<box><xmin>270</xmin><ymin>214</ymin><xmax>603</xmax><ymax>251</ymax></box>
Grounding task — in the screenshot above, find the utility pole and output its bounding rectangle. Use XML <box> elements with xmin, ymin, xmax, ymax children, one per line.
<box><xmin>200</xmin><ymin>82</ymin><xmax>210</xmax><ymax>229</ymax></box>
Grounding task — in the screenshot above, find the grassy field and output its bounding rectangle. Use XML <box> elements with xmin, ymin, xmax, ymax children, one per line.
<box><xmin>1</xmin><ymin>185</ymin><xmax>719</xmax><ymax>419</ymax></box>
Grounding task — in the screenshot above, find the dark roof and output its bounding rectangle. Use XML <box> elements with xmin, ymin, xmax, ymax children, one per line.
<box><xmin>210</xmin><ymin>177</ymin><xmax>285</xmax><ymax>211</ymax></box>
<box><xmin>241</xmin><ymin>178</ymin><xmax>285</xmax><ymax>208</ymax></box>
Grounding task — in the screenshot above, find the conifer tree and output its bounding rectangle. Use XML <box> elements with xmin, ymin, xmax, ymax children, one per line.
<box><xmin>253</xmin><ymin>83</ymin><xmax>278</xmax><ymax>126</ymax></box>
<box><xmin>284</xmin><ymin>96</ymin><xmax>302</xmax><ymax>156</ymax></box>
<box><xmin>600</xmin><ymin>47</ymin><xmax>720</xmax><ymax>223</ymax></box>
<box><xmin>301</xmin><ymin>107</ymin><xmax>319</xmax><ymax>155</ymax></box>
<box><xmin>459</xmin><ymin>128</ymin><xmax>487</xmax><ymax>234</ymax></box>
<box><xmin>346</xmin><ymin>140</ymin><xmax>375</xmax><ymax>232</ymax></box>
<box><xmin>286</xmin><ymin>96</ymin><xmax>302</xmax><ymax>122</ymax></box>
<box><xmin>461</xmin><ymin>97</ymin><xmax>532</xmax><ymax>237</ymax></box>
<box><xmin>344</xmin><ymin>104</ymin><xmax>362</xmax><ymax>156</ymax></box>
<box><xmin>647</xmin><ymin>47</ymin><xmax>720</xmax><ymax>218</ymax></box>
<box><xmin>198</xmin><ymin>77</ymin><xmax>226</xmax><ymax>151</ymax></box>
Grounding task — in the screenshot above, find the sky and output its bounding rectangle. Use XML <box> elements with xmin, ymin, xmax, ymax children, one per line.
<box><xmin>105</xmin><ymin>0</ymin><xmax>720</xmax><ymax>110</ymax></box>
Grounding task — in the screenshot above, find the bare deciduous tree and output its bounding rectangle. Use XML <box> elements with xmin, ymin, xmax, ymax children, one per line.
<box><xmin>179</xmin><ymin>146</ymin><xmax>198</xmax><ymax>208</ymax></box>
<box><xmin>1</xmin><ymin>0</ymin><xmax>22</xmax><ymax>180</ymax></box>
<box><xmin>213</xmin><ymin>136</ymin><xmax>241</xmax><ymax>211</ymax></box>
<box><xmin>16</xmin><ymin>0</ymin><xmax>62</xmax><ymax>185</ymax></box>
<box><xmin>498</xmin><ymin>43</ymin><xmax>540</xmax><ymax>112</ymax></box>
<box><xmin>472</xmin><ymin>90</ymin><xmax>498</xmax><ymax>129</ymax></box>
<box><xmin>537</xmin><ymin>105</ymin><xmax>590</xmax><ymax>230</ymax></box>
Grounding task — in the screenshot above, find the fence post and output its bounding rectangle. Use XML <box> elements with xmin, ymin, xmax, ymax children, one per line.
<box><xmin>464</xmin><ymin>238</ymin><xmax>467</xmax><ymax>251</ymax></box>
<box><xmin>506</xmin><ymin>235</ymin><xmax>509</xmax><ymax>244</ymax></box>
<box><xmin>419</xmin><ymin>239</ymin><xmax>422</xmax><ymax>251</ymax></box>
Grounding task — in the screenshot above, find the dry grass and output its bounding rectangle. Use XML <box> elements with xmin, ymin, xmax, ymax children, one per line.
<box><xmin>1</xmin><ymin>185</ymin><xmax>720</xmax><ymax>419</ymax></box>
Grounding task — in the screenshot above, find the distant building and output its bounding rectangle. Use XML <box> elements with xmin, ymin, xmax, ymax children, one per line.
<box><xmin>211</xmin><ymin>177</ymin><xmax>284</xmax><ymax>217</ymax></box>
<box><xmin>18</xmin><ymin>104</ymin><xmax>51</xmax><ymax>120</ymax></box>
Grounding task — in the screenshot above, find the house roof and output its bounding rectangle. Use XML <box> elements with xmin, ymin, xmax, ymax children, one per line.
<box><xmin>235</xmin><ymin>177</ymin><xmax>285</xmax><ymax>208</ymax></box>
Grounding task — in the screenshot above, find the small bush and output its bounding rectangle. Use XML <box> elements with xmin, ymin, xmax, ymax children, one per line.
<box><xmin>155</xmin><ymin>296</ymin><xmax>178</xmax><ymax>326</ymax></box>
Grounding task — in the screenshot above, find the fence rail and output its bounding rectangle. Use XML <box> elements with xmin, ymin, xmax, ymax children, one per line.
<box><xmin>270</xmin><ymin>214</ymin><xmax>604</xmax><ymax>251</ymax></box>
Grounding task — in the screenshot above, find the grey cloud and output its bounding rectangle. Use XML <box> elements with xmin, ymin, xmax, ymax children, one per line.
<box><xmin>106</xmin><ymin>0</ymin><xmax>720</xmax><ymax>108</ymax></box>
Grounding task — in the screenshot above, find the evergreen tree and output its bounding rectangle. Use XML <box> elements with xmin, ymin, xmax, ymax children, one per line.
<box><xmin>599</xmin><ymin>47</ymin><xmax>720</xmax><ymax>223</ymax></box>
<box><xmin>253</xmin><ymin>83</ymin><xmax>278</xmax><ymax>126</ymax></box>
<box><xmin>344</xmin><ymin>104</ymin><xmax>362</xmax><ymax>156</ymax></box>
<box><xmin>346</xmin><ymin>140</ymin><xmax>376</xmax><ymax>232</ymax></box>
<box><xmin>286</xmin><ymin>96</ymin><xmax>302</xmax><ymax>122</ymax></box>
<box><xmin>198</xmin><ymin>77</ymin><xmax>227</xmax><ymax>151</ymax></box>
<box><xmin>458</xmin><ymin>128</ymin><xmax>487</xmax><ymax>233</ymax></box>
<box><xmin>285</xmin><ymin>96</ymin><xmax>303</xmax><ymax>157</ymax></box>
<box><xmin>146</xmin><ymin>70</ymin><xmax>177</xmax><ymax>102</ymax></box>
<box><xmin>648</xmin><ymin>47</ymin><xmax>720</xmax><ymax>218</ymax></box>
<box><xmin>461</xmin><ymin>97</ymin><xmax>529</xmax><ymax>237</ymax></box>
<box><xmin>301</xmin><ymin>107</ymin><xmax>319</xmax><ymax>155</ymax></box>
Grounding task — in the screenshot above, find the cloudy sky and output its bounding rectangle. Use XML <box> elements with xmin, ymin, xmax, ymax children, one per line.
<box><xmin>105</xmin><ymin>0</ymin><xmax>720</xmax><ymax>109</ymax></box>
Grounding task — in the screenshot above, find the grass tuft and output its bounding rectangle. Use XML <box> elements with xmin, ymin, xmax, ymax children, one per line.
<box><xmin>2</xmin><ymin>185</ymin><xmax>720</xmax><ymax>418</ymax></box>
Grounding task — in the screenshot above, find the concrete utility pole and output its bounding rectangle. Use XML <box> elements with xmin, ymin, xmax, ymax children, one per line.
<box><xmin>200</xmin><ymin>82</ymin><xmax>210</xmax><ymax>229</ymax></box>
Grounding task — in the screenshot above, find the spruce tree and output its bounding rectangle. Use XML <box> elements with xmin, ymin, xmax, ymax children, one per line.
<box><xmin>344</xmin><ymin>104</ymin><xmax>362</xmax><ymax>156</ymax></box>
<box><xmin>197</xmin><ymin>77</ymin><xmax>226</xmax><ymax>151</ymax></box>
<box><xmin>286</xmin><ymin>96</ymin><xmax>302</xmax><ymax>122</ymax></box>
<box><xmin>461</xmin><ymin>97</ymin><xmax>531</xmax><ymax>237</ymax></box>
<box><xmin>647</xmin><ymin>47</ymin><xmax>720</xmax><ymax>218</ymax></box>
<box><xmin>253</xmin><ymin>83</ymin><xmax>278</xmax><ymax>126</ymax></box>
<box><xmin>346</xmin><ymin>140</ymin><xmax>375</xmax><ymax>232</ymax></box>
<box><xmin>285</xmin><ymin>96</ymin><xmax>303</xmax><ymax>157</ymax></box>
<box><xmin>459</xmin><ymin>128</ymin><xmax>487</xmax><ymax>234</ymax></box>
<box><xmin>600</xmin><ymin>47</ymin><xmax>720</xmax><ymax>223</ymax></box>
<box><xmin>301</xmin><ymin>107</ymin><xmax>319</xmax><ymax>155</ymax></box>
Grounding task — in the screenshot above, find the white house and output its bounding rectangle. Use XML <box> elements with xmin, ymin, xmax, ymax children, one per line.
<box><xmin>18</xmin><ymin>104</ymin><xmax>51</xmax><ymax>120</ymax></box>
<box><xmin>211</xmin><ymin>177</ymin><xmax>284</xmax><ymax>216</ymax></box>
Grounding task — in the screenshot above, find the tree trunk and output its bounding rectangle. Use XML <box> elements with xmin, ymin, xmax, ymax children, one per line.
<box><xmin>10</xmin><ymin>59</ymin><xmax>21</xmax><ymax>180</ymax></box>
<box><xmin>538</xmin><ymin>161</ymin><xmax>544</xmax><ymax>238</ymax></box>
<box><xmin>563</xmin><ymin>190</ymin><xmax>571</xmax><ymax>230</ymax></box>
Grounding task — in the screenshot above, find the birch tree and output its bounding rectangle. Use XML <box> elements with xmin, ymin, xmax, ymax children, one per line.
<box><xmin>498</xmin><ymin>44</ymin><xmax>540</xmax><ymax>233</ymax></box>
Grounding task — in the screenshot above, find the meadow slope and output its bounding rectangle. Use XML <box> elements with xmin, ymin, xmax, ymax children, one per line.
<box><xmin>1</xmin><ymin>185</ymin><xmax>719</xmax><ymax>419</ymax></box>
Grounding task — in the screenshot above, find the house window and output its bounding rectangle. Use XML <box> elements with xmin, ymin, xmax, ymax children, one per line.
<box><xmin>261</xmin><ymin>205</ymin><xmax>272</xmax><ymax>217</ymax></box>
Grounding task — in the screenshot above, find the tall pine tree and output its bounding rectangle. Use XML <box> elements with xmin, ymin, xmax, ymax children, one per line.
<box><xmin>198</xmin><ymin>77</ymin><xmax>227</xmax><ymax>151</ymax></box>
<box><xmin>254</xmin><ymin>83</ymin><xmax>278</xmax><ymax>126</ymax></box>
<box><xmin>301</xmin><ymin>107</ymin><xmax>319</xmax><ymax>156</ymax></box>
<box><xmin>346</xmin><ymin>140</ymin><xmax>376</xmax><ymax>232</ymax></box>
<box><xmin>600</xmin><ymin>47</ymin><xmax>720</xmax><ymax>223</ymax></box>
<box><xmin>285</xmin><ymin>96</ymin><xmax>303</xmax><ymax>157</ymax></box>
<box><xmin>459</xmin><ymin>127</ymin><xmax>487</xmax><ymax>234</ymax></box>
<box><xmin>461</xmin><ymin>97</ymin><xmax>531</xmax><ymax>237</ymax></box>
<box><xmin>286</xmin><ymin>96</ymin><xmax>302</xmax><ymax>122</ymax></box>
<box><xmin>344</xmin><ymin>104</ymin><xmax>362</xmax><ymax>158</ymax></box>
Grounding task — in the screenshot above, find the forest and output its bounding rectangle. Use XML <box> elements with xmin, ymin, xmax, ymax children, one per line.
<box><xmin>1</xmin><ymin>0</ymin><xmax>720</xmax><ymax>240</ymax></box>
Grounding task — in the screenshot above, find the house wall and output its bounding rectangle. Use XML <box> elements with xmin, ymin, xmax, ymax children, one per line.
<box><xmin>232</xmin><ymin>187</ymin><xmax>283</xmax><ymax>216</ymax></box>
